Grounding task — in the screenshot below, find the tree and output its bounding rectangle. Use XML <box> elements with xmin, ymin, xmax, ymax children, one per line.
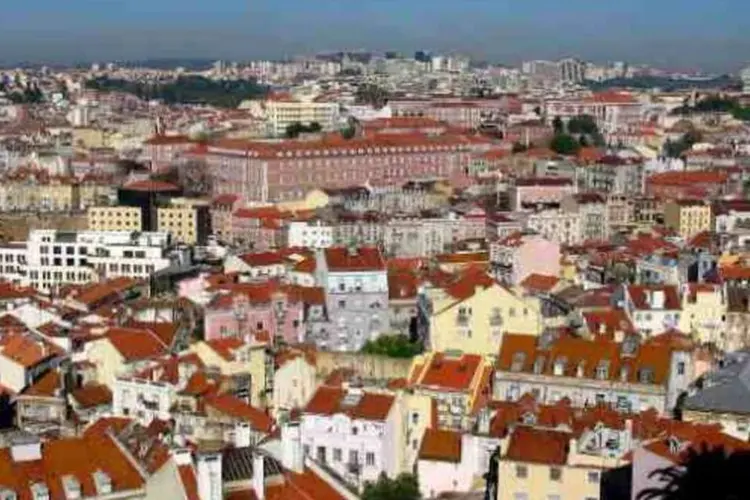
<box><xmin>637</xmin><ymin>445</ymin><xmax>750</xmax><ymax>500</ymax></box>
<box><xmin>356</xmin><ymin>83</ymin><xmax>389</xmax><ymax>109</ymax></box>
<box><xmin>308</xmin><ymin>121</ymin><xmax>322</xmax><ymax>133</ymax></box>
<box><xmin>285</xmin><ymin>122</ymin><xmax>306</xmax><ymax>139</ymax></box>
<box><xmin>341</xmin><ymin>125</ymin><xmax>357</xmax><ymax>140</ymax></box>
<box><xmin>362</xmin><ymin>473</ymin><xmax>421</xmax><ymax>500</ymax></box>
<box><xmin>552</xmin><ymin>116</ymin><xmax>564</xmax><ymax>134</ymax></box>
<box><xmin>550</xmin><ymin>133</ymin><xmax>580</xmax><ymax>155</ymax></box>
<box><xmin>568</xmin><ymin>114</ymin><xmax>598</xmax><ymax>135</ymax></box>
<box><xmin>362</xmin><ymin>335</ymin><xmax>423</xmax><ymax>358</ymax></box>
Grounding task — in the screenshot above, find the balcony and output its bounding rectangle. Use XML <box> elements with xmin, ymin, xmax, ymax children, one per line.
<box><xmin>456</xmin><ymin>314</ymin><xmax>469</xmax><ymax>327</ymax></box>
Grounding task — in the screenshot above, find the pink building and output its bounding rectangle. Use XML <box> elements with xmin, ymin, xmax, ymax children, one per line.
<box><xmin>193</xmin><ymin>134</ymin><xmax>482</xmax><ymax>203</ymax></box>
<box><xmin>544</xmin><ymin>91</ymin><xmax>643</xmax><ymax>135</ymax></box>
<box><xmin>203</xmin><ymin>281</ymin><xmax>324</xmax><ymax>345</ymax></box>
<box><xmin>142</xmin><ymin>135</ymin><xmax>194</xmax><ymax>172</ymax></box>
<box><xmin>489</xmin><ymin>232</ymin><xmax>561</xmax><ymax>285</ymax></box>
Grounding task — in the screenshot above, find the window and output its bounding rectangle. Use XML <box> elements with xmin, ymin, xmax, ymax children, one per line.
<box><xmin>66</xmin><ymin>246</ymin><xmax>74</xmax><ymax>255</ymax></box>
<box><xmin>588</xmin><ymin>471</ymin><xmax>600</xmax><ymax>483</ymax></box>
<box><xmin>349</xmin><ymin>450</ymin><xmax>359</xmax><ymax>465</ymax></box>
<box><xmin>411</xmin><ymin>412</ymin><xmax>419</xmax><ymax>425</ymax></box>
<box><xmin>365</xmin><ymin>452</ymin><xmax>375</xmax><ymax>466</ymax></box>
<box><xmin>53</xmin><ymin>246</ymin><xmax>61</xmax><ymax>255</ymax></box>
<box><xmin>513</xmin><ymin>494</ymin><xmax>528</xmax><ymax>500</ymax></box>
<box><xmin>515</xmin><ymin>465</ymin><xmax>528</xmax><ymax>478</ymax></box>
<box><xmin>737</xmin><ymin>420</ymin><xmax>748</xmax><ymax>433</ymax></box>
<box><xmin>333</xmin><ymin>448</ymin><xmax>342</xmax><ymax>462</ymax></box>
<box><xmin>549</xmin><ymin>467</ymin><xmax>562</xmax><ymax>481</ymax></box>
<box><xmin>677</xmin><ymin>362</ymin><xmax>686</xmax><ymax>376</ymax></box>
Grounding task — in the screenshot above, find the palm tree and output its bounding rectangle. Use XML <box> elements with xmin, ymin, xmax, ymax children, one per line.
<box><xmin>637</xmin><ymin>445</ymin><xmax>750</xmax><ymax>500</ymax></box>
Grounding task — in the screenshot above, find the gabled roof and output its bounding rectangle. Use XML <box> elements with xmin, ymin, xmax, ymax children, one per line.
<box><xmin>324</xmin><ymin>247</ymin><xmax>385</xmax><ymax>272</ymax></box>
<box><xmin>411</xmin><ymin>352</ymin><xmax>484</xmax><ymax>392</ymax></box>
<box><xmin>504</xmin><ymin>426</ymin><xmax>571</xmax><ymax>465</ymax></box>
<box><xmin>104</xmin><ymin>327</ymin><xmax>168</xmax><ymax>362</ymax></box>
<box><xmin>70</xmin><ymin>384</ymin><xmax>113</xmax><ymax>409</ymax></box>
<box><xmin>519</xmin><ymin>273</ymin><xmax>560</xmax><ymax>293</ymax></box>
<box><xmin>303</xmin><ymin>386</ymin><xmax>395</xmax><ymax>422</ymax></box>
<box><xmin>626</xmin><ymin>285</ymin><xmax>681</xmax><ymax>311</ymax></box>
<box><xmin>204</xmin><ymin>394</ymin><xmax>274</xmax><ymax>433</ymax></box>
<box><xmin>419</xmin><ymin>429</ymin><xmax>462</xmax><ymax>463</ymax></box>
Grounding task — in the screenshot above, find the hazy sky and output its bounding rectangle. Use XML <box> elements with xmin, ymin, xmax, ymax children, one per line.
<box><xmin>1</xmin><ymin>0</ymin><xmax>749</xmax><ymax>71</ymax></box>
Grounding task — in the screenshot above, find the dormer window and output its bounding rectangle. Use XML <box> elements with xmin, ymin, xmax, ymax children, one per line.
<box><xmin>639</xmin><ymin>367</ymin><xmax>655</xmax><ymax>384</ymax></box>
<box><xmin>511</xmin><ymin>352</ymin><xmax>526</xmax><ymax>372</ymax></box>
<box><xmin>29</xmin><ymin>483</ymin><xmax>48</xmax><ymax>500</ymax></box>
<box><xmin>93</xmin><ymin>471</ymin><xmax>112</xmax><ymax>496</ymax></box>
<box><xmin>620</xmin><ymin>366</ymin><xmax>630</xmax><ymax>382</ymax></box>
<box><xmin>595</xmin><ymin>360</ymin><xmax>610</xmax><ymax>380</ymax></box>
<box><xmin>0</xmin><ymin>488</ymin><xmax>16</xmax><ymax>500</ymax></box>
<box><xmin>533</xmin><ymin>356</ymin><xmax>546</xmax><ymax>375</ymax></box>
<box><xmin>553</xmin><ymin>357</ymin><xmax>567</xmax><ymax>376</ymax></box>
<box><xmin>576</xmin><ymin>362</ymin><xmax>586</xmax><ymax>378</ymax></box>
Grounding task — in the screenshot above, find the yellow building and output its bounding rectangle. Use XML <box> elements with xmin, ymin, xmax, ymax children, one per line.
<box><xmin>190</xmin><ymin>338</ymin><xmax>269</xmax><ymax>408</ymax></box>
<box><xmin>88</xmin><ymin>206</ymin><xmax>143</xmax><ymax>231</ymax></box>
<box><xmin>423</xmin><ymin>271</ymin><xmax>543</xmax><ymax>357</ymax></box>
<box><xmin>663</xmin><ymin>200</ymin><xmax>712</xmax><ymax>239</ymax></box>
<box><xmin>157</xmin><ymin>198</ymin><xmax>211</xmax><ymax>245</ymax></box>
<box><xmin>0</xmin><ymin>171</ymin><xmax>77</xmax><ymax>212</ymax></box>
<box><xmin>498</xmin><ymin>426</ymin><xmax>611</xmax><ymax>500</ymax></box>
<box><xmin>408</xmin><ymin>351</ymin><xmax>494</xmax><ymax>431</ymax></box>
<box><xmin>680</xmin><ymin>283</ymin><xmax>725</xmax><ymax>346</ymax></box>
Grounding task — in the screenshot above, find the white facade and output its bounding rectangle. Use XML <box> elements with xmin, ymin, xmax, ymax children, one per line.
<box><xmin>287</xmin><ymin>221</ymin><xmax>334</xmax><ymax>249</ymax></box>
<box><xmin>264</xmin><ymin>100</ymin><xmax>340</xmax><ymax>137</ymax></box>
<box><xmin>113</xmin><ymin>377</ymin><xmax>175</xmax><ymax>425</ymax></box>
<box><xmin>0</xmin><ymin>230</ymin><xmax>175</xmax><ymax>292</ymax></box>
<box><xmin>523</xmin><ymin>210</ymin><xmax>583</xmax><ymax>246</ymax></box>
<box><xmin>300</xmin><ymin>400</ymin><xmax>399</xmax><ymax>487</ymax></box>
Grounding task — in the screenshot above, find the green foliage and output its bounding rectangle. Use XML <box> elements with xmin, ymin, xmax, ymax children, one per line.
<box><xmin>356</xmin><ymin>83</ymin><xmax>389</xmax><ymax>109</ymax></box>
<box><xmin>85</xmin><ymin>76</ymin><xmax>268</xmax><ymax>108</ymax></box>
<box><xmin>664</xmin><ymin>128</ymin><xmax>703</xmax><ymax>158</ymax></box>
<box><xmin>586</xmin><ymin>75</ymin><xmax>740</xmax><ymax>92</ymax></box>
<box><xmin>341</xmin><ymin>125</ymin><xmax>357</xmax><ymax>140</ymax></box>
<box><xmin>362</xmin><ymin>473</ymin><xmax>421</xmax><ymax>500</ymax></box>
<box><xmin>671</xmin><ymin>95</ymin><xmax>750</xmax><ymax>122</ymax></box>
<box><xmin>362</xmin><ymin>335</ymin><xmax>423</xmax><ymax>358</ymax></box>
<box><xmin>567</xmin><ymin>114</ymin><xmax>598</xmax><ymax>135</ymax></box>
<box><xmin>549</xmin><ymin>133</ymin><xmax>580</xmax><ymax>155</ymax></box>
<box><xmin>552</xmin><ymin>116</ymin><xmax>564</xmax><ymax>134</ymax></box>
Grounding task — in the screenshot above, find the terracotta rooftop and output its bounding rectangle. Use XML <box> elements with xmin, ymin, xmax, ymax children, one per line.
<box><xmin>412</xmin><ymin>352</ymin><xmax>484</xmax><ymax>392</ymax></box>
<box><xmin>418</xmin><ymin>428</ymin><xmax>462</xmax><ymax>463</ymax></box>
<box><xmin>504</xmin><ymin>426</ymin><xmax>571</xmax><ymax>465</ymax></box>
<box><xmin>324</xmin><ymin>247</ymin><xmax>385</xmax><ymax>272</ymax></box>
<box><xmin>303</xmin><ymin>386</ymin><xmax>395</xmax><ymax>422</ymax></box>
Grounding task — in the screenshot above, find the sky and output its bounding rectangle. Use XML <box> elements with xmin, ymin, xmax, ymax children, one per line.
<box><xmin>1</xmin><ymin>0</ymin><xmax>749</xmax><ymax>71</ymax></box>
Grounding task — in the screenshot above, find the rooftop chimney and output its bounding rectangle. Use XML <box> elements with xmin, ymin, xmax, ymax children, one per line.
<box><xmin>651</xmin><ymin>290</ymin><xmax>666</xmax><ymax>310</ymax></box>
<box><xmin>252</xmin><ymin>452</ymin><xmax>265</xmax><ymax>500</ymax></box>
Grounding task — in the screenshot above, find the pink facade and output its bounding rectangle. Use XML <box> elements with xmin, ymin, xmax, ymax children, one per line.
<box><xmin>194</xmin><ymin>135</ymin><xmax>479</xmax><ymax>203</ymax></box>
<box><xmin>203</xmin><ymin>289</ymin><xmax>306</xmax><ymax>345</ymax></box>
<box><xmin>143</xmin><ymin>136</ymin><xmax>194</xmax><ymax>172</ymax></box>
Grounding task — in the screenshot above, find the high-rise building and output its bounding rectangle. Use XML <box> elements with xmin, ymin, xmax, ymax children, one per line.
<box><xmin>558</xmin><ymin>58</ymin><xmax>587</xmax><ymax>84</ymax></box>
<box><xmin>741</xmin><ymin>66</ymin><xmax>750</xmax><ymax>93</ymax></box>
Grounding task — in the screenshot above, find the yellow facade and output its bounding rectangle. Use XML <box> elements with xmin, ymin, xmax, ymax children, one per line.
<box><xmin>157</xmin><ymin>205</ymin><xmax>199</xmax><ymax>244</ymax></box>
<box><xmin>85</xmin><ymin>340</ymin><xmax>127</xmax><ymax>389</ymax></box>
<box><xmin>663</xmin><ymin>201</ymin><xmax>712</xmax><ymax>239</ymax></box>
<box><xmin>88</xmin><ymin>206</ymin><xmax>142</xmax><ymax>231</ymax></box>
<box><xmin>1</xmin><ymin>180</ymin><xmax>76</xmax><ymax>212</ymax></box>
<box><xmin>427</xmin><ymin>283</ymin><xmax>543</xmax><ymax>357</ymax></box>
<box><xmin>680</xmin><ymin>286</ymin><xmax>725</xmax><ymax>345</ymax></box>
<box><xmin>79</xmin><ymin>183</ymin><xmax>117</xmax><ymax>209</ymax></box>
<box><xmin>498</xmin><ymin>459</ymin><xmax>603</xmax><ymax>500</ymax></box>
<box><xmin>189</xmin><ymin>341</ymin><xmax>268</xmax><ymax>408</ymax></box>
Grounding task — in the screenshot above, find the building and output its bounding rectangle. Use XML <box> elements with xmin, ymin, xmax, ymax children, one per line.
<box><xmin>198</xmin><ymin>134</ymin><xmax>479</xmax><ymax>203</ymax></box>
<box><xmin>562</xmin><ymin>193</ymin><xmax>609</xmax><ymax>241</ymax></box>
<box><xmin>494</xmin><ymin>330</ymin><xmax>694</xmax><ymax>414</ymax></box>
<box><xmin>663</xmin><ymin>200</ymin><xmax>713</xmax><ymax>239</ymax></box>
<box><xmin>497</xmin><ymin>426</ymin><xmax>607</xmax><ymax>500</ymax></box>
<box><xmin>523</xmin><ymin>209</ymin><xmax>583</xmax><ymax>246</ymax></box>
<box><xmin>263</xmin><ymin>97</ymin><xmax>340</xmax><ymax>137</ymax></box>
<box><xmin>117</xmin><ymin>179</ymin><xmax>180</xmax><ymax>233</ymax></box>
<box><xmin>646</xmin><ymin>170</ymin><xmax>729</xmax><ymax>199</ymax></box>
<box><xmin>88</xmin><ymin>206</ymin><xmax>143</xmax><ymax>232</ymax></box>
<box><xmin>489</xmin><ymin>232</ymin><xmax>561</xmax><ymax>286</ymax></box>
<box><xmin>509</xmin><ymin>178</ymin><xmax>577</xmax><ymax>212</ymax></box>
<box><xmin>621</xmin><ymin>285</ymin><xmax>682</xmax><ymax>337</ymax></box>
<box><xmin>0</xmin><ymin>229</ymin><xmax>176</xmax><ymax>292</ymax></box>
<box><xmin>299</xmin><ymin>385</ymin><xmax>400</xmax><ymax>489</ymax></box>
<box><xmin>157</xmin><ymin>198</ymin><xmax>212</xmax><ymax>245</ymax></box>
<box><xmin>558</xmin><ymin>58</ymin><xmax>587</xmax><ymax>84</ymax></box>
<box><xmin>681</xmin><ymin>349</ymin><xmax>750</xmax><ymax>441</ymax></box>
<box><xmin>313</xmin><ymin>247</ymin><xmax>389</xmax><ymax>351</ymax></box>
<box><xmin>408</xmin><ymin>352</ymin><xmax>494</xmax><ymax>430</ymax></box>
<box><xmin>418</xmin><ymin>269</ymin><xmax>543</xmax><ymax>356</ymax></box>
<box><xmin>286</xmin><ymin>220</ymin><xmax>334</xmax><ymax>249</ymax></box>
<box><xmin>545</xmin><ymin>91</ymin><xmax>643</xmax><ymax>135</ymax></box>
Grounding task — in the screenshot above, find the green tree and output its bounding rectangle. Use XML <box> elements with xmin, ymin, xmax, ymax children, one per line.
<box><xmin>341</xmin><ymin>125</ymin><xmax>357</xmax><ymax>140</ymax></box>
<box><xmin>362</xmin><ymin>335</ymin><xmax>423</xmax><ymax>358</ymax></box>
<box><xmin>356</xmin><ymin>83</ymin><xmax>389</xmax><ymax>109</ymax></box>
<box><xmin>552</xmin><ymin>116</ymin><xmax>564</xmax><ymax>134</ymax></box>
<box><xmin>308</xmin><ymin>121</ymin><xmax>322</xmax><ymax>133</ymax></box>
<box><xmin>550</xmin><ymin>133</ymin><xmax>580</xmax><ymax>155</ymax></box>
<box><xmin>567</xmin><ymin>114</ymin><xmax>598</xmax><ymax>135</ymax></box>
<box><xmin>285</xmin><ymin>122</ymin><xmax>305</xmax><ymax>139</ymax></box>
<box><xmin>362</xmin><ymin>473</ymin><xmax>421</xmax><ymax>500</ymax></box>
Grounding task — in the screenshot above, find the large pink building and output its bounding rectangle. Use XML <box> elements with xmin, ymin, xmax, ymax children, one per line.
<box><xmin>544</xmin><ymin>91</ymin><xmax>643</xmax><ymax>135</ymax></box>
<box><xmin>509</xmin><ymin>178</ymin><xmax>577</xmax><ymax>211</ymax></box>
<box><xmin>193</xmin><ymin>134</ymin><xmax>486</xmax><ymax>203</ymax></box>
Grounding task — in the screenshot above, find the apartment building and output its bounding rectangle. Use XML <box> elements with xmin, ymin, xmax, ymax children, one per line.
<box><xmin>509</xmin><ymin>178</ymin><xmax>576</xmax><ymax>212</ymax></box>
<box><xmin>562</xmin><ymin>193</ymin><xmax>609</xmax><ymax>242</ymax></box>
<box><xmin>263</xmin><ymin>98</ymin><xmax>340</xmax><ymax>137</ymax></box>
<box><xmin>522</xmin><ymin>209</ymin><xmax>583</xmax><ymax>246</ymax></box>
<box><xmin>489</xmin><ymin>232</ymin><xmax>561</xmax><ymax>285</ymax></box>
<box><xmin>0</xmin><ymin>229</ymin><xmax>176</xmax><ymax>291</ymax></box>
<box><xmin>663</xmin><ymin>199</ymin><xmax>713</xmax><ymax>239</ymax></box>
<box><xmin>544</xmin><ymin>91</ymin><xmax>643</xmax><ymax>134</ymax></box>
<box><xmin>494</xmin><ymin>330</ymin><xmax>693</xmax><ymax>414</ymax></box>
<box><xmin>198</xmin><ymin>134</ymin><xmax>478</xmax><ymax>203</ymax></box>
<box><xmin>88</xmin><ymin>206</ymin><xmax>143</xmax><ymax>232</ymax></box>
<box><xmin>157</xmin><ymin>198</ymin><xmax>212</xmax><ymax>245</ymax></box>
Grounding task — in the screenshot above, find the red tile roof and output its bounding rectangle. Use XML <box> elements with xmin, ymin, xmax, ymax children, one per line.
<box><xmin>21</xmin><ymin>370</ymin><xmax>61</xmax><ymax>398</ymax></box>
<box><xmin>144</xmin><ymin>134</ymin><xmax>192</xmax><ymax>146</ymax></box>
<box><xmin>0</xmin><ymin>333</ymin><xmax>62</xmax><ymax>368</ymax></box>
<box><xmin>70</xmin><ymin>384</ymin><xmax>113</xmax><ymax>409</ymax></box>
<box><xmin>178</xmin><ymin>465</ymin><xmax>200</xmax><ymax>500</ymax></box>
<box><xmin>419</xmin><ymin>429</ymin><xmax>462</xmax><ymax>463</ymax></box>
<box><xmin>519</xmin><ymin>273</ymin><xmax>560</xmax><ymax>293</ymax></box>
<box><xmin>304</xmin><ymin>386</ymin><xmax>395</xmax><ymax>421</ymax></box>
<box><xmin>238</xmin><ymin>251</ymin><xmax>286</xmax><ymax>267</ymax></box>
<box><xmin>204</xmin><ymin>394</ymin><xmax>274</xmax><ymax>433</ymax></box>
<box><xmin>582</xmin><ymin>309</ymin><xmax>635</xmax><ymax>339</ymax></box>
<box><xmin>504</xmin><ymin>426</ymin><xmax>570</xmax><ymax>465</ymax></box>
<box><xmin>627</xmin><ymin>285</ymin><xmax>681</xmax><ymax>310</ymax></box>
<box><xmin>0</xmin><ymin>433</ymin><xmax>146</xmax><ymax>498</ymax></box>
<box><xmin>123</xmin><ymin>179</ymin><xmax>180</xmax><ymax>192</ymax></box>
<box><xmin>104</xmin><ymin>327</ymin><xmax>168</xmax><ymax>362</ymax></box>
<box><xmin>204</xmin><ymin>338</ymin><xmax>246</xmax><ymax>361</ymax></box>
<box><xmin>413</xmin><ymin>353</ymin><xmax>484</xmax><ymax>392</ymax></box>
<box><xmin>647</xmin><ymin>170</ymin><xmax>728</xmax><ymax>186</ymax></box>
<box><xmin>324</xmin><ymin>247</ymin><xmax>385</xmax><ymax>271</ymax></box>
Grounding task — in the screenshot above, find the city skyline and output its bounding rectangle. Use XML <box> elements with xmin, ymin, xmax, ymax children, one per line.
<box><xmin>2</xmin><ymin>0</ymin><xmax>749</xmax><ymax>71</ymax></box>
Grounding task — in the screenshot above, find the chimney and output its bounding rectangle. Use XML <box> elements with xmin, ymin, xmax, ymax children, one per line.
<box><xmin>252</xmin><ymin>452</ymin><xmax>265</xmax><ymax>500</ymax></box>
<box><xmin>281</xmin><ymin>422</ymin><xmax>304</xmax><ymax>473</ymax></box>
<box><xmin>234</xmin><ymin>422</ymin><xmax>252</xmax><ymax>448</ymax></box>
<box><xmin>651</xmin><ymin>290</ymin><xmax>666</xmax><ymax>310</ymax></box>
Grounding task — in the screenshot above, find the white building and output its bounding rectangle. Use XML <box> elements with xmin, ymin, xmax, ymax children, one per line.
<box><xmin>0</xmin><ymin>229</ymin><xmax>176</xmax><ymax>292</ymax></box>
<box><xmin>742</xmin><ymin>66</ymin><xmax>750</xmax><ymax>94</ymax></box>
<box><xmin>298</xmin><ymin>385</ymin><xmax>399</xmax><ymax>489</ymax></box>
<box><xmin>522</xmin><ymin>209</ymin><xmax>583</xmax><ymax>246</ymax></box>
<box><xmin>286</xmin><ymin>221</ymin><xmax>334</xmax><ymax>249</ymax></box>
<box><xmin>622</xmin><ymin>285</ymin><xmax>682</xmax><ymax>337</ymax></box>
<box><xmin>264</xmin><ymin>98</ymin><xmax>341</xmax><ymax>137</ymax></box>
